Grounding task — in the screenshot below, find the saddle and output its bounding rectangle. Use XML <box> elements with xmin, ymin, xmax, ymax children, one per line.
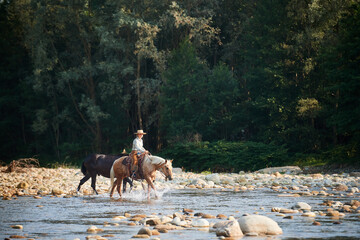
<box><xmin>122</xmin><ymin>153</ymin><xmax>144</xmax><ymax>179</ymax></box>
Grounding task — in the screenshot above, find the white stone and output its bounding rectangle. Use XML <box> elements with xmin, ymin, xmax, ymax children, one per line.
<box><xmin>238</xmin><ymin>215</ymin><xmax>282</xmax><ymax>235</ymax></box>
<box><xmin>192</xmin><ymin>219</ymin><xmax>210</xmax><ymax>227</ymax></box>
<box><xmin>205</xmin><ymin>174</ymin><xmax>221</xmax><ymax>184</ymax></box>
<box><xmin>301</xmin><ymin>212</ymin><xmax>316</xmax><ymax>217</ymax></box>
<box><xmin>214</xmin><ymin>220</ymin><xmax>243</xmax><ymax>237</ymax></box>
<box><xmin>171</xmin><ymin>217</ymin><xmax>187</xmax><ymax>226</ymax></box>
<box><xmin>191</xmin><ymin>178</ymin><xmax>207</xmax><ymax>186</ymax></box>
<box><xmin>292</xmin><ymin>202</ymin><xmax>312</xmax><ymax>210</ymax></box>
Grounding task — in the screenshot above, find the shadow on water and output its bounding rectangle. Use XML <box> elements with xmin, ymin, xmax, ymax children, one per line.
<box><xmin>0</xmin><ymin>188</ymin><xmax>359</xmax><ymax>239</ymax></box>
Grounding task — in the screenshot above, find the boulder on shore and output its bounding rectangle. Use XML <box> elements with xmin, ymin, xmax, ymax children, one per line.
<box><xmin>238</xmin><ymin>215</ymin><xmax>283</xmax><ymax>235</ymax></box>
<box><xmin>292</xmin><ymin>202</ymin><xmax>312</xmax><ymax>210</ymax></box>
<box><xmin>213</xmin><ymin>220</ymin><xmax>243</xmax><ymax>237</ymax></box>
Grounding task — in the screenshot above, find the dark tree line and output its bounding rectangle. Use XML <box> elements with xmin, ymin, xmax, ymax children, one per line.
<box><xmin>0</xmin><ymin>0</ymin><xmax>359</xmax><ymax>169</ymax></box>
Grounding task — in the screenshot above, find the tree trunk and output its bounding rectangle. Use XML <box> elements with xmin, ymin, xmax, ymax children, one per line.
<box><xmin>333</xmin><ymin>89</ymin><xmax>340</xmax><ymax>145</ymax></box>
<box><xmin>136</xmin><ymin>55</ymin><xmax>143</xmax><ymax>129</ymax></box>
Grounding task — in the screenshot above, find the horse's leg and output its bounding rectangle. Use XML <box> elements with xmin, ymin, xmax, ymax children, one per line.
<box><xmin>145</xmin><ymin>177</ymin><xmax>157</xmax><ymax>199</ymax></box>
<box><xmin>110</xmin><ymin>181</ymin><xmax>116</xmax><ymax>198</ymax></box>
<box><xmin>90</xmin><ymin>174</ymin><xmax>98</xmax><ymax>195</ymax></box>
<box><xmin>122</xmin><ymin>179</ymin><xmax>127</xmax><ymax>193</ymax></box>
<box><xmin>141</xmin><ymin>181</ymin><xmax>146</xmax><ymax>191</ymax></box>
<box><xmin>147</xmin><ymin>184</ymin><xmax>151</xmax><ymax>200</ymax></box>
<box><xmin>122</xmin><ymin>177</ymin><xmax>133</xmax><ymax>193</ymax></box>
<box><xmin>116</xmin><ymin>178</ymin><xmax>123</xmax><ymax>198</ymax></box>
<box><xmin>77</xmin><ymin>174</ymin><xmax>90</xmax><ymax>192</ymax></box>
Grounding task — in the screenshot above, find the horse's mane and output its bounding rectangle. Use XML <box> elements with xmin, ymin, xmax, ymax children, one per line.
<box><xmin>146</xmin><ymin>155</ymin><xmax>165</xmax><ymax>165</ymax></box>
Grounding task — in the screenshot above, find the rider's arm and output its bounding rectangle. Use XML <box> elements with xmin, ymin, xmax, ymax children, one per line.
<box><xmin>133</xmin><ymin>138</ymin><xmax>146</xmax><ymax>153</ymax></box>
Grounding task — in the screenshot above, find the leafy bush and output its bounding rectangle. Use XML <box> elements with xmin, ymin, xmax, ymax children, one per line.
<box><xmin>160</xmin><ymin>141</ymin><xmax>289</xmax><ymax>172</ymax></box>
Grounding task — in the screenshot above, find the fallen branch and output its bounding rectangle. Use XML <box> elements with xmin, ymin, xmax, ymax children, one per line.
<box><xmin>4</xmin><ymin>158</ymin><xmax>40</xmax><ymax>173</ymax></box>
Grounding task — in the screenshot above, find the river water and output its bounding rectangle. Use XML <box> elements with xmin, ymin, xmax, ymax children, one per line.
<box><xmin>1</xmin><ymin>187</ymin><xmax>359</xmax><ymax>240</ymax></box>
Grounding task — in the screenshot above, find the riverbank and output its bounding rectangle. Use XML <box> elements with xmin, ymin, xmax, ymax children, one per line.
<box><xmin>1</xmin><ymin>166</ymin><xmax>360</xmax><ymax>199</ymax></box>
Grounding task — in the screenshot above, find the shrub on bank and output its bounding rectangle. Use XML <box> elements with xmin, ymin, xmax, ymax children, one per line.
<box><xmin>161</xmin><ymin>141</ymin><xmax>289</xmax><ymax>172</ymax></box>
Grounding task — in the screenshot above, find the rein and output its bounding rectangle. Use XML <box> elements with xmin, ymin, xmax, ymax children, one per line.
<box><xmin>158</xmin><ymin>168</ymin><xmax>166</xmax><ymax>178</ymax></box>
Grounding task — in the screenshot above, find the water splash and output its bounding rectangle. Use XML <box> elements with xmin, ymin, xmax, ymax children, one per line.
<box><xmin>120</xmin><ymin>186</ymin><xmax>171</xmax><ymax>201</ymax></box>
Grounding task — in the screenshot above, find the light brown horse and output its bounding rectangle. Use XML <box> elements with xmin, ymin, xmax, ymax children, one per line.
<box><xmin>110</xmin><ymin>155</ymin><xmax>173</xmax><ymax>199</ymax></box>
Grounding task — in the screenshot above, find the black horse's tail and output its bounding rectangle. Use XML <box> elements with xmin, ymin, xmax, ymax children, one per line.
<box><xmin>81</xmin><ymin>161</ymin><xmax>87</xmax><ymax>175</ymax></box>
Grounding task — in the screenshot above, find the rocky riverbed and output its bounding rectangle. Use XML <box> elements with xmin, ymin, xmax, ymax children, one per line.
<box><xmin>1</xmin><ymin>166</ymin><xmax>360</xmax><ymax>239</ymax></box>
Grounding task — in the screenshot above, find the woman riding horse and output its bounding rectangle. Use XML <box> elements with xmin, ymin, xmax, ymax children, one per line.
<box><xmin>130</xmin><ymin>130</ymin><xmax>149</xmax><ymax>178</ymax></box>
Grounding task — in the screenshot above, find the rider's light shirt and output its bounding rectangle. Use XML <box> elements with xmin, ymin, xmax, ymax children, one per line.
<box><xmin>132</xmin><ymin>137</ymin><xmax>146</xmax><ymax>153</ymax></box>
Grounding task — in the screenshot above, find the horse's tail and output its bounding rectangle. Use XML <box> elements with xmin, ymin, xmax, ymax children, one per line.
<box><xmin>81</xmin><ymin>161</ymin><xmax>87</xmax><ymax>175</ymax></box>
<box><xmin>109</xmin><ymin>163</ymin><xmax>115</xmax><ymax>192</ymax></box>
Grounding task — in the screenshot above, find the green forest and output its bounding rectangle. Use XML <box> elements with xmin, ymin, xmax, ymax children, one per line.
<box><xmin>1</xmin><ymin>0</ymin><xmax>359</xmax><ymax>171</ymax></box>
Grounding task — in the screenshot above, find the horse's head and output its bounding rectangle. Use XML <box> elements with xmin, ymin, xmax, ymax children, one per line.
<box><xmin>146</xmin><ymin>155</ymin><xmax>173</xmax><ymax>181</ymax></box>
<box><xmin>160</xmin><ymin>159</ymin><xmax>173</xmax><ymax>181</ymax></box>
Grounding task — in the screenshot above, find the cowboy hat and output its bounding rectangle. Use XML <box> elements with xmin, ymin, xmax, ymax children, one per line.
<box><xmin>134</xmin><ymin>130</ymin><xmax>146</xmax><ymax>135</ymax></box>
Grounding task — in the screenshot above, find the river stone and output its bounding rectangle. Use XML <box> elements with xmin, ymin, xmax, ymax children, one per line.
<box><xmin>171</xmin><ymin>217</ymin><xmax>187</xmax><ymax>226</ymax></box>
<box><xmin>132</xmin><ymin>234</ymin><xmax>150</xmax><ymax>238</ymax></box>
<box><xmin>271</xmin><ymin>207</ymin><xmax>281</xmax><ymax>212</ymax></box>
<box><xmin>154</xmin><ymin>224</ymin><xmax>184</xmax><ymax>231</ymax></box>
<box><xmin>205</xmin><ymin>174</ymin><xmax>221</xmax><ymax>184</ymax></box>
<box><xmin>350</xmin><ymin>200</ymin><xmax>360</xmax><ymax>208</ymax></box>
<box><xmin>301</xmin><ymin>212</ymin><xmax>316</xmax><ymax>217</ymax></box>
<box><xmin>192</xmin><ymin>219</ymin><xmax>210</xmax><ymax>227</ymax></box>
<box><xmin>130</xmin><ymin>217</ymin><xmax>144</xmax><ymax>222</ymax></box>
<box><xmin>51</xmin><ymin>188</ymin><xmax>64</xmax><ymax>195</ymax></box>
<box><xmin>85</xmin><ymin>235</ymin><xmax>105</xmax><ymax>240</ymax></box>
<box><xmin>292</xmin><ymin>202</ymin><xmax>312</xmax><ymax>210</ymax></box>
<box><xmin>202</xmin><ymin>213</ymin><xmax>216</xmax><ymax>219</ymax></box>
<box><xmin>160</xmin><ymin>216</ymin><xmax>172</xmax><ymax>224</ymax></box>
<box><xmin>279</xmin><ymin>208</ymin><xmax>298</xmax><ymax>214</ymax></box>
<box><xmin>214</xmin><ymin>220</ymin><xmax>243</xmax><ymax>237</ymax></box>
<box><xmin>151</xmin><ymin>230</ymin><xmax>160</xmax><ymax>235</ymax></box>
<box><xmin>335</xmin><ymin>184</ymin><xmax>348</xmax><ymax>191</ymax></box>
<box><xmin>183</xmin><ymin>208</ymin><xmax>194</xmax><ymax>213</ymax></box>
<box><xmin>11</xmin><ymin>225</ymin><xmax>23</xmax><ymax>229</ymax></box>
<box><xmin>245</xmin><ymin>232</ymin><xmax>259</xmax><ymax>236</ymax></box>
<box><xmin>326</xmin><ymin>211</ymin><xmax>340</xmax><ymax>217</ymax></box>
<box><xmin>145</xmin><ymin>218</ymin><xmax>161</xmax><ymax>226</ymax></box>
<box><xmin>87</xmin><ymin>226</ymin><xmax>103</xmax><ymax>233</ymax></box>
<box><xmin>194</xmin><ymin>212</ymin><xmax>204</xmax><ymax>217</ymax></box>
<box><xmin>238</xmin><ymin>215</ymin><xmax>283</xmax><ymax>235</ymax></box>
<box><xmin>173</xmin><ymin>212</ymin><xmax>185</xmax><ymax>220</ymax></box>
<box><xmin>9</xmin><ymin>235</ymin><xmax>26</xmax><ymax>239</ymax></box>
<box><xmin>311</xmin><ymin>174</ymin><xmax>323</xmax><ymax>179</ymax></box>
<box><xmin>217</xmin><ymin>214</ymin><xmax>227</xmax><ymax>219</ymax></box>
<box><xmin>17</xmin><ymin>182</ymin><xmax>29</xmax><ymax>189</ymax></box>
<box><xmin>138</xmin><ymin>227</ymin><xmax>152</xmax><ymax>236</ymax></box>
<box><xmin>112</xmin><ymin>216</ymin><xmax>126</xmax><ymax>221</ymax></box>
<box><xmin>236</xmin><ymin>177</ymin><xmax>247</xmax><ymax>184</ymax></box>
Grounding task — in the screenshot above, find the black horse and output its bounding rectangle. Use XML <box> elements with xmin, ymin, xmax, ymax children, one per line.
<box><xmin>77</xmin><ymin>154</ymin><xmax>132</xmax><ymax>194</ymax></box>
